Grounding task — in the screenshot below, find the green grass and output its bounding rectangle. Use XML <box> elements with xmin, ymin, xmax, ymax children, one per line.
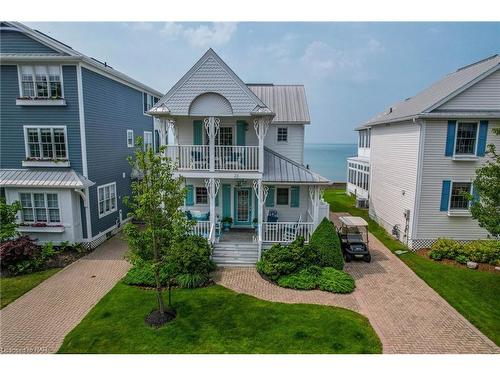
<box><xmin>324</xmin><ymin>188</ymin><xmax>500</xmax><ymax>346</ymax></box>
<box><xmin>58</xmin><ymin>283</ymin><xmax>381</xmax><ymax>354</ymax></box>
<box><xmin>0</xmin><ymin>268</ymin><xmax>61</xmax><ymax>309</ymax></box>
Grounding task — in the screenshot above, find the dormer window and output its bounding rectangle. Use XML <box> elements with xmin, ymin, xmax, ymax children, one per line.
<box><xmin>19</xmin><ymin>65</ymin><xmax>63</xmax><ymax>98</ymax></box>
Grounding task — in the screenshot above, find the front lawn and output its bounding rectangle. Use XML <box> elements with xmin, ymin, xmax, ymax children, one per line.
<box><xmin>59</xmin><ymin>283</ymin><xmax>381</xmax><ymax>354</ymax></box>
<box><xmin>323</xmin><ymin>188</ymin><xmax>500</xmax><ymax>346</ymax></box>
<box><xmin>0</xmin><ymin>268</ymin><xmax>61</xmax><ymax>309</ymax></box>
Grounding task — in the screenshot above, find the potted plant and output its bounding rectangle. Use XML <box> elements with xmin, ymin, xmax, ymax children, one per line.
<box><xmin>221</xmin><ymin>217</ymin><xmax>232</xmax><ymax>231</ymax></box>
<box><xmin>253</xmin><ymin>218</ymin><xmax>258</xmax><ymax>229</ymax></box>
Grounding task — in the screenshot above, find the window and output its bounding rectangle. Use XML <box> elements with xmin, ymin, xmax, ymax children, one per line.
<box><xmin>277</xmin><ymin>127</ymin><xmax>288</xmax><ymax>143</ymax></box>
<box><xmin>24</xmin><ymin>126</ymin><xmax>67</xmax><ymax>160</ymax></box>
<box><xmin>127</xmin><ymin>130</ymin><xmax>134</xmax><ymax>148</ymax></box>
<box><xmin>19</xmin><ymin>192</ymin><xmax>60</xmax><ymax>223</ymax></box>
<box><xmin>98</xmin><ymin>183</ymin><xmax>117</xmax><ymax>218</ymax></box>
<box><xmin>449</xmin><ymin>182</ymin><xmax>472</xmax><ymax>210</ymax></box>
<box><xmin>358</xmin><ymin>129</ymin><xmax>371</xmax><ymax>148</ymax></box>
<box><xmin>348</xmin><ymin>161</ymin><xmax>370</xmax><ymax>191</ymax></box>
<box><xmin>143</xmin><ymin>93</ymin><xmax>157</xmax><ymax>113</ymax></box>
<box><xmin>276</xmin><ymin>188</ymin><xmax>289</xmax><ymax>205</ymax></box>
<box><xmin>144</xmin><ymin>131</ymin><xmax>153</xmax><ymax>150</ymax></box>
<box><xmin>195</xmin><ymin>187</ymin><xmax>208</xmax><ymax>205</ymax></box>
<box><xmin>455</xmin><ymin>122</ymin><xmax>478</xmax><ymax>155</ymax></box>
<box><xmin>217</xmin><ymin>127</ymin><xmax>233</xmax><ymax>145</ymax></box>
<box><xmin>19</xmin><ymin>65</ymin><xmax>63</xmax><ymax>98</ymax></box>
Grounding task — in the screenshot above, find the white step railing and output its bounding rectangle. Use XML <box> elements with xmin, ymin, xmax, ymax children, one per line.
<box><xmin>165</xmin><ymin>145</ymin><xmax>209</xmax><ymax>170</ymax></box>
<box><xmin>215</xmin><ymin>145</ymin><xmax>259</xmax><ymax>171</ymax></box>
<box><xmin>262</xmin><ymin>222</ymin><xmax>314</xmax><ymax>243</ymax></box>
<box><xmin>190</xmin><ymin>220</ymin><xmax>211</xmax><ymax>238</ymax></box>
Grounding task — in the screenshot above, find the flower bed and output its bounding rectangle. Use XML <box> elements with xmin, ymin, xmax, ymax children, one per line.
<box><xmin>427</xmin><ymin>238</ymin><xmax>500</xmax><ymax>269</ymax></box>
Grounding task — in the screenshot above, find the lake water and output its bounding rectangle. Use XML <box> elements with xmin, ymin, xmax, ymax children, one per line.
<box><xmin>303</xmin><ymin>143</ymin><xmax>357</xmax><ymax>182</ymax></box>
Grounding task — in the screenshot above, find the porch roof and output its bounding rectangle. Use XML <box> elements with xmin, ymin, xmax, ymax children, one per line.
<box><xmin>263</xmin><ymin>148</ymin><xmax>330</xmax><ymax>184</ymax></box>
<box><xmin>0</xmin><ymin>169</ymin><xmax>95</xmax><ymax>189</ymax></box>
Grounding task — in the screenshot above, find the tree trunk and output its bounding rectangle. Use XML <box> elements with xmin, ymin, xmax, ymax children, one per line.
<box><xmin>154</xmin><ymin>268</ymin><xmax>165</xmax><ymax>314</ymax></box>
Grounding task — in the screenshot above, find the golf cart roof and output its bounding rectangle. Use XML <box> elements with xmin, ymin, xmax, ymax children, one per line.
<box><xmin>339</xmin><ymin>216</ymin><xmax>368</xmax><ymax>227</ymax></box>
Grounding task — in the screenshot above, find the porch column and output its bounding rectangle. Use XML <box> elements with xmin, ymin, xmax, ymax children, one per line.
<box><xmin>253</xmin><ymin>179</ymin><xmax>269</xmax><ymax>259</ymax></box>
<box><xmin>253</xmin><ymin>116</ymin><xmax>272</xmax><ymax>173</ymax></box>
<box><xmin>205</xmin><ymin>178</ymin><xmax>220</xmax><ymax>244</ymax></box>
<box><xmin>204</xmin><ymin>117</ymin><xmax>220</xmax><ymax>172</ymax></box>
<box><xmin>309</xmin><ymin>186</ymin><xmax>321</xmax><ymax>228</ymax></box>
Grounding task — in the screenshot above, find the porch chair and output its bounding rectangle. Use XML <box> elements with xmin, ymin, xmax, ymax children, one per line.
<box><xmin>283</xmin><ymin>214</ymin><xmax>303</xmax><ymax>242</ymax></box>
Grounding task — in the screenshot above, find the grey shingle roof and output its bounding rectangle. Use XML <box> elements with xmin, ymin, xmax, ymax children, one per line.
<box><xmin>263</xmin><ymin>148</ymin><xmax>330</xmax><ymax>184</ymax></box>
<box><xmin>248</xmin><ymin>84</ymin><xmax>311</xmax><ymax>124</ymax></box>
<box><xmin>0</xmin><ymin>169</ymin><xmax>94</xmax><ymax>188</ymax></box>
<box><xmin>361</xmin><ymin>54</ymin><xmax>500</xmax><ymax>128</ymax></box>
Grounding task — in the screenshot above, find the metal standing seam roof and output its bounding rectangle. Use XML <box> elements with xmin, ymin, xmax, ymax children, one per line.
<box><xmin>263</xmin><ymin>148</ymin><xmax>330</xmax><ymax>184</ymax></box>
<box><xmin>248</xmin><ymin>84</ymin><xmax>311</xmax><ymax>124</ymax></box>
<box><xmin>360</xmin><ymin>54</ymin><xmax>500</xmax><ymax>128</ymax></box>
<box><xmin>0</xmin><ymin>169</ymin><xmax>95</xmax><ymax>189</ymax></box>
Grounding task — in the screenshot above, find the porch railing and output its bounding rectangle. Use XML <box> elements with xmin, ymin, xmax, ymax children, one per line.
<box><xmin>190</xmin><ymin>220</ymin><xmax>211</xmax><ymax>238</ymax></box>
<box><xmin>164</xmin><ymin>145</ymin><xmax>259</xmax><ymax>171</ymax></box>
<box><xmin>262</xmin><ymin>222</ymin><xmax>315</xmax><ymax>243</ymax></box>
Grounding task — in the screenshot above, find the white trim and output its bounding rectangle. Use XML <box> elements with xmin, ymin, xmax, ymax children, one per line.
<box><xmin>448</xmin><ymin>180</ymin><xmax>473</xmax><ymax>212</ymax></box>
<box><xmin>127</xmin><ymin>129</ymin><xmax>134</xmax><ymax>148</ymax></box>
<box><xmin>18</xmin><ymin>191</ymin><xmax>61</xmax><ymax>224</ymax></box>
<box><xmin>143</xmin><ymin>131</ymin><xmax>153</xmax><ymax>150</ymax></box>
<box><xmin>18</xmin><ymin>226</ymin><xmax>65</xmax><ymax>233</ymax></box>
<box><xmin>276</xmin><ymin>126</ymin><xmax>289</xmax><ymax>144</ymax></box>
<box><xmin>453</xmin><ymin>120</ymin><xmax>479</xmax><ymax>157</ymax></box>
<box><xmin>22</xmin><ymin>160</ymin><xmax>70</xmax><ymax>168</ymax></box>
<box><xmin>76</xmin><ymin>63</ymin><xmax>88</xmax><ymax>177</ymax></box>
<box><xmin>97</xmin><ymin>182</ymin><xmax>117</xmax><ymax>219</ymax></box>
<box><xmin>84</xmin><ymin>186</ymin><xmax>92</xmax><ymax>240</ymax></box>
<box><xmin>23</xmin><ymin>125</ymin><xmax>69</xmax><ymax>161</ymax></box>
<box><xmin>194</xmin><ymin>186</ymin><xmax>209</xmax><ymax>206</ymax></box>
<box><xmin>16</xmin><ymin>98</ymin><xmax>66</xmax><ymax>106</ymax></box>
<box><xmin>16</xmin><ymin>64</ymin><xmax>65</xmax><ymax>99</ymax></box>
<box><xmin>411</xmin><ymin>119</ymin><xmax>426</xmax><ymax>240</ymax></box>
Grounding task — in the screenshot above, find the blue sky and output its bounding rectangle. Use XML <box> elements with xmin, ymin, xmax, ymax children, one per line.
<box><xmin>26</xmin><ymin>22</ymin><xmax>500</xmax><ymax>143</ymax></box>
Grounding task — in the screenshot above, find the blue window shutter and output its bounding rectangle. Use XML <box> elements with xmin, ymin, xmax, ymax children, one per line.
<box><xmin>265</xmin><ymin>186</ymin><xmax>275</xmax><ymax>207</ymax></box>
<box><xmin>222</xmin><ymin>184</ymin><xmax>231</xmax><ymax>218</ymax></box>
<box><xmin>440</xmin><ymin>180</ymin><xmax>451</xmax><ymax>211</ymax></box>
<box><xmin>185</xmin><ymin>185</ymin><xmax>194</xmax><ymax>206</ymax></box>
<box><xmin>193</xmin><ymin>120</ymin><xmax>203</xmax><ymax>145</ymax></box>
<box><xmin>290</xmin><ymin>186</ymin><xmax>300</xmax><ymax>207</ymax></box>
<box><xmin>445</xmin><ymin>120</ymin><xmax>456</xmax><ymax>156</ymax></box>
<box><xmin>477</xmin><ymin>121</ymin><xmax>489</xmax><ymax>156</ymax></box>
<box><xmin>143</xmin><ymin>92</ymin><xmax>148</xmax><ymax>112</ymax></box>
<box><xmin>236</xmin><ymin>121</ymin><xmax>246</xmax><ymax>146</ymax></box>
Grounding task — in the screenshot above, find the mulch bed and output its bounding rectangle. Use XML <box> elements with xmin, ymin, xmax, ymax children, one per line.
<box><xmin>145</xmin><ymin>308</ymin><xmax>177</xmax><ymax>327</ymax></box>
<box><xmin>416</xmin><ymin>249</ymin><xmax>498</xmax><ymax>273</ymax></box>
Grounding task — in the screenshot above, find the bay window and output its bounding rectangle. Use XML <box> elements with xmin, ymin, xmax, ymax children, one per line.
<box><xmin>20</xmin><ymin>192</ymin><xmax>60</xmax><ymax>223</ymax></box>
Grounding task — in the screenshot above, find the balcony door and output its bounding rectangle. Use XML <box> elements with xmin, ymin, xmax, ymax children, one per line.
<box><xmin>234</xmin><ymin>188</ymin><xmax>252</xmax><ymax>226</ymax></box>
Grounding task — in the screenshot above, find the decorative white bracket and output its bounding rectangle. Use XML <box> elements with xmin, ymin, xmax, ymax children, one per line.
<box><xmin>204</xmin><ymin>117</ymin><xmax>220</xmax><ymax>140</ymax></box>
<box><xmin>205</xmin><ymin>178</ymin><xmax>220</xmax><ymax>199</ymax></box>
<box><xmin>74</xmin><ymin>189</ymin><xmax>88</xmax><ymax>207</ymax></box>
<box><xmin>308</xmin><ymin>186</ymin><xmax>315</xmax><ymax>204</ymax></box>
<box><xmin>253</xmin><ymin>180</ymin><xmax>269</xmax><ymax>203</ymax></box>
<box><xmin>253</xmin><ymin>116</ymin><xmax>271</xmax><ymax>140</ymax></box>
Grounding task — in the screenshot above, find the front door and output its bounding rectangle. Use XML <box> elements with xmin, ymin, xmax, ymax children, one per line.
<box><xmin>234</xmin><ymin>188</ymin><xmax>252</xmax><ymax>226</ymax></box>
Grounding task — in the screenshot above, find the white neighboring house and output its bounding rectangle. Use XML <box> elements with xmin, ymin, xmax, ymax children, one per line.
<box><xmin>347</xmin><ymin>54</ymin><xmax>500</xmax><ymax>249</ymax></box>
<box><xmin>148</xmin><ymin>49</ymin><xmax>331</xmax><ymax>264</ymax></box>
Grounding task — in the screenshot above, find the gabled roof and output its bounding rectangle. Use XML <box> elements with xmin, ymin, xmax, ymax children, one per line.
<box><xmin>360</xmin><ymin>54</ymin><xmax>500</xmax><ymax>128</ymax></box>
<box><xmin>150</xmin><ymin>49</ymin><xmax>272</xmax><ymax>116</ymax></box>
<box><xmin>0</xmin><ymin>22</ymin><xmax>162</xmax><ymax>96</ymax></box>
<box><xmin>0</xmin><ymin>169</ymin><xmax>94</xmax><ymax>189</ymax></box>
<box><xmin>248</xmin><ymin>84</ymin><xmax>311</xmax><ymax>124</ymax></box>
<box><xmin>263</xmin><ymin>148</ymin><xmax>330</xmax><ymax>184</ymax></box>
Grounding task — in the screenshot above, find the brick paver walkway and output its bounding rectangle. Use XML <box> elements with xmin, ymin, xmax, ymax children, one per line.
<box><xmin>214</xmin><ymin>213</ymin><xmax>499</xmax><ymax>354</ymax></box>
<box><xmin>0</xmin><ymin>233</ymin><xmax>130</xmax><ymax>354</ymax></box>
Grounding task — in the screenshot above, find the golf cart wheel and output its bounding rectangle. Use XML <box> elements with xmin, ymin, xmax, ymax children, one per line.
<box><xmin>344</xmin><ymin>253</ymin><xmax>353</xmax><ymax>262</ymax></box>
<box><xmin>363</xmin><ymin>254</ymin><xmax>372</xmax><ymax>263</ymax></box>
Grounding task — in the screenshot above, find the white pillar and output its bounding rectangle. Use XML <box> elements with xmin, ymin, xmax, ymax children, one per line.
<box><xmin>313</xmin><ymin>186</ymin><xmax>320</xmax><ymax>227</ymax></box>
<box><xmin>205</xmin><ymin>178</ymin><xmax>220</xmax><ymax>244</ymax></box>
<box><xmin>253</xmin><ymin>179</ymin><xmax>268</xmax><ymax>259</ymax></box>
<box><xmin>253</xmin><ymin>117</ymin><xmax>271</xmax><ymax>174</ymax></box>
<box><xmin>204</xmin><ymin>117</ymin><xmax>219</xmax><ymax>172</ymax></box>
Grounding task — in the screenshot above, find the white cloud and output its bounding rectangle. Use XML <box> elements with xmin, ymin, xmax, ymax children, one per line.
<box><xmin>159</xmin><ymin>22</ymin><xmax>237</xmax><ymax>48</ymax></box>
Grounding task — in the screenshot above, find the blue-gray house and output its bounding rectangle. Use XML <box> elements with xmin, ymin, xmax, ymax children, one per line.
<box><xmin>0</xmin><ymin>21</ymin><xmax>162</xmax><ymax>246</ymax></box>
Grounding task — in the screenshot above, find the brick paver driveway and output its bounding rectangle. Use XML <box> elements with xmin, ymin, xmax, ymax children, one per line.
<box><xmin>215</xmin><ymin>213</ymin><xmax>499</xmax><ymax>354</ymax></box>
<box><xmin>0</xmin><ymin>233</ymin><xmax>130</xmax><ymax>354</ymax></box>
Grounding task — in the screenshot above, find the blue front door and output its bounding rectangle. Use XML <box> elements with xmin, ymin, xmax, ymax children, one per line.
<box><xmin>234</xmin><ymin>188</ymin><xmax>252</xmax><ymax>226</ymax></box>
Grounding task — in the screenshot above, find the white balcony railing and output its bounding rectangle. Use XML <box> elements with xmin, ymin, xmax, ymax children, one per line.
<box><xmin>165</xmin><ymin>145</ymin><xmax>210</xmax><ymax>170</ymax></box>
<box><xmin>262</xmin><ymin>222</ymin><xmax>314</xmax><ymax>243</ymax></box>
<box><xmin>164</xmin><ymin>145</ymin><xmax>259</xmax><ymax>171</ymax></box>
<box><xmin>190</xmin><ymin>220</ymin><xmax>211</xmax><ymax>238</ymax></box>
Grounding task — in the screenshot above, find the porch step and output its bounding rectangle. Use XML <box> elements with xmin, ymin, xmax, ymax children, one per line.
<box><xmin>213</xmin><ymin>242</ymin><xmax>258</xmax><ymax>265</ymax></box>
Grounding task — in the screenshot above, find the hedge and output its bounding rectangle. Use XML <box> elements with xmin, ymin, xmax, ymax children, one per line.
<box><xmin>309</xmin><ymin>218</ymin><xmax>344</xmax><ymax>270</ymax></box>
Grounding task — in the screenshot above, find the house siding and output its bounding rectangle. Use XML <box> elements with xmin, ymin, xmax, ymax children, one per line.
<box><xmin>368</xmin><ymin>121</ymin><xmax>420</xmax><ymax>244</ymax></box>
<box><xmin>436</xmin><ymin>69</ymin><xmax>500</xmax><ymax>111</ymax></box>
<box><xmin>264</xmin><ymin>124</ymin><xmax>304</xmax><ymax>164</ymax></box>
<box><xmin>414</xmin><ymin>119</ymin><xmax>500</xmax><ymax>241</ymax></box>
<box><xmin>81</xmin><ymin>67</ymin><xmax>154</xmax><ymax>237</ymax></box>
<box><xmin>0</xmin><ymin>30</ymin><xmax>63</xmax><ymax>54</ymax></box>
<box><xmin>0</xmin><ymin>64</ymin><xmax>83</xmax><ymax>172</ymax></box>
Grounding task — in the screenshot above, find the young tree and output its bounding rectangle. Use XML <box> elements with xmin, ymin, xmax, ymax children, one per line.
<box><xmin>0</xmin><ymin>198</ymin><xmax>21</xmax><ymax>242</ymax></box>
<box><xmin>124</xmin><ymin>138</ymin><xmax>191</xmax><ymax>324</ymax></box>
<box><xmin>469</xmin><ymin>127</ymin><xmax>500</xmax><ymax>237</ymax></box>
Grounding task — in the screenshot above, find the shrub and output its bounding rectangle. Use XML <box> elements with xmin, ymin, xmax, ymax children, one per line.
<box><xmin>463</xmin><ymin>240</ymin><xmax>500</xmax><ymax>265</ymax></box>
<box><xmin>176</xmin><ymin>273</ymin><xmax>209</xmax><ymax>288</ymax></box>
<box><xmin>429</xmin><ymin>238</ymin><xmax>462</xmax><ymax>261</ymax></box>
<box><xmin>0</xmin><ymin>198</ymin><xmax>21</xmax><ymax>242</ymax></box>
<box><xmin>309</xmin><ymin>218</ymin><xmax>344</xmax><ymax>270</ymax></box>
<box><xmin>317</xmin><ymin>267</ymin><xmax>355</xmax><ymax>294</ymax></box>
<box><xmin>122</xmin><ymin>261</ymin><xmax>170</xmax><ymax>287</ymax></box>
<box><xmin>165</xmin><ymin>235</ymin><xmax>215</xmax><ymax>279</ymax></box>
<box><xmin>0</xmin><ymin>236</ymin><xmax>41</xmax><ymax>267</ymax></box>
<box><xmin>455</xmin><ymin>255</ymin><xmax>469</xmax><ymax>264</ymax></box>
<box><xmin>277</xmin><ymin>267</ymin><xmax>320</xmax><ymax>290</ymax></box>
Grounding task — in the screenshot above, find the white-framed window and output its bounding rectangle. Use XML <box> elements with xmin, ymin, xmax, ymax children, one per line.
<box><xmin>358</xmin><ymin>129</ymin><xmax>371</xmax><ymax>148</ymax></box>
<box><xmin>143</xmin><ymin>93</ymin><xmax>159</xmax><ymax>113</ymax></box>
<box><xmin>19</xmin><ymin>65</ymin><xmax>63</xmax><ymax>98</ymax></box>
<box><xmin>195</xmin><ymin>187</ymin><xmax>208</xmax><ymax>205</ymax></box>
<box><xmin>348</xmin><ymin>162</ymin><xmax>370</xmax><ymax>191</ymax></box>
<box><xmin>144</xmin><ymin>131</ymin><xmax>153</xmax><ymax>150</ymax></box>
<box><xmin>217</xmin><ymin>127</ymin><xmax>233</xmax><ymax>145</ymax></box>
<box><xmin>455</xmin><ymin>122</ymin><xmax>478</xmax><ymax>155</ymax></box>
<box><xmin>127</xmin><ymin>130</ymin><xmax>134</xmax><ymax>148</ymax></box>
<box><xmin>98</xmin><ymin>182</ymin><xmax>117</xmax><ymax>218</ymax></box>
<box><xmin>449</xmin><ymin>182</ymin><xmax>472</xmax><ymax>210</ymax></box>
<box><xmin>19</xmin><ymin>192</ymin><xmax>60</xmax><ymax>223</ymax></box>
<box><xmin>277</xmin><ymin>127</ymin><xmax>288</xmax><ymax>143</ymax></box>
<box><xmin>276</xmin><ymin>187</ymin><xmax>289</xmax><ymax>205</ymax></box>
<box><xmin>24</xmin><ymin>126</ymin><xmax>68</xmax><ymax>160</ymax></box>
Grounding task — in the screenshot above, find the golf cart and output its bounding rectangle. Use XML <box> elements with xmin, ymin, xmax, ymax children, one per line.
<box><xmin>337</xmin><ymin>216</ymin><xmax>371</xmax><ymax>263</ymax></box>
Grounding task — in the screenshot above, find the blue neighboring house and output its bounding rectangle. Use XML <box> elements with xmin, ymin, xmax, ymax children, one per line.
<box><xmin>0</xmin><ymin>21</ymin><xmax>163</xmax><ymax>247</ymax></box>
